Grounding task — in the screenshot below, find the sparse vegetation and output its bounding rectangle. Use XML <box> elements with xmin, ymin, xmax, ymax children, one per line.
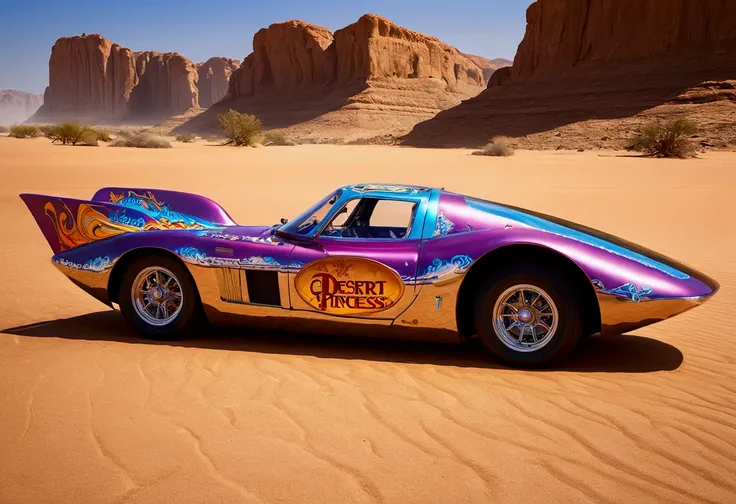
<box><xmin>627</xmin><ymin>118</ymin><xmax>698</xmax><ymax>158</ymax></box>
<box><xmin>261</xmin><ymin>131</ymin><xmax>295</xmax><ymax>146</ymax></box>
<box><xmin>217</xmin><ymin>109</ymin><xmax>262</xmax><ymax>146</ymax></box>
<box><xmin>111</xmin><ymin>129</ymin><xmax>172</xmax><ymax>149</ymax></box>
<box><xmin>0</xmin><ymin>125</ymin><xmax>9</xmax><ymax>134</ymax></box>
<box><xmin>175</xmin><ymin>133</ymin><xmax>196</xmax><ymax>143</ymax></box>
<box><xmin>9</xmin><ymin>124</ymin><xmax>40</xmax><ymax>138</ymax></box>
<box><xmin>473</xmin><ymin>136</ymin><xmax>515</xmax><ymax>157</ymax></box>
<box><xmin>42</xmin><ymin>122</ymin><xmax>99</xmax><ymax>145</ymax></box>
<box><xmin>38</xmin><ymin>123</ymin><xmax>110</xmax><ymax>146</ymax></box>
<box><xmin>94</xmin><ymin>128</ymin><xmax>112</xmax><ymax>142</ymax></box>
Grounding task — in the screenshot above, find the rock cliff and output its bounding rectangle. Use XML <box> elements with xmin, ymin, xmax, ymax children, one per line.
<box><xmin>32</xmin><ymin>34</ymin><xmax>204</xmax><ymax>122</ymax></box>
<box><xmin>128</xmin><ymin>51</ymin><xmax>199</xmax><ymax>116</ymax></box>
<box><xmin>33</xmin><ymin>34</ymin><xmax>137</xmax><ymax>121</ymax></box>
<box><xmin>512</xmin><ymin>0</ymin><xmax>736</xmax><ymax>80</ymax></box>
<box><xmin>179</xmin><ymin>14</ymin><xmax>486</xmax><ymax>140</ymax></box>
<box><xmin>0</xmin><ymin>90</ymin><xmax>44</xmax><ymax>124</ymax></box>
<box><xmin>405</xmin><ymin>0</ymin><xmax>736</xmax><ymax>148</ymax></box>
<box><xmin>197</xmin><ymin>57</ymin><xmax>240</xmax><ymax>108</ymax></box>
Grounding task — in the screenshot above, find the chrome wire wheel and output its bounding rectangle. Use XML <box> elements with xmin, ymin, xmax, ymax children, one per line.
<box><xmin>131</xmin><ymin>266</ymin><xmax>183</xmax><ymax>327</ymax></box>
<box><xmin>492</xmin><ymin>284</ymin><xmax>559</xmax><ymax>352</ymax></box>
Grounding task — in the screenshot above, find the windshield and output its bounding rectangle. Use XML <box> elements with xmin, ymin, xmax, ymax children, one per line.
<box><xmin>278</xmin><ymin>190</ymin><xmax>342</xmax><ymax>236</ymax></box>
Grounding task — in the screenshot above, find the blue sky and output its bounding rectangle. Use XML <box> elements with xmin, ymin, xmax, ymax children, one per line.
<box><xmin>0</xmin><ymin>0</ymin><xmax>532</xmax><ymax>94</ymax></box>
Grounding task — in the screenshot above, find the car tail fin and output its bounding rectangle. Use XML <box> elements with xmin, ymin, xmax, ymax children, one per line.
<box><xmin>20</xmin><ymin>193</ymin><xmax>155</xmax><ymax>254</ymax></box>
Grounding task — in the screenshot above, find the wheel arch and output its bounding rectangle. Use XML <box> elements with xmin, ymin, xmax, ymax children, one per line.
<box><xmin>108</xmin><ymin>247</ymin><xmax>192</xmax><ymax>304</ymax></box>
<box><xmin>455</xmin><ymin>244</ymin><xmax>601</xmax><ymax>339</ymax></box>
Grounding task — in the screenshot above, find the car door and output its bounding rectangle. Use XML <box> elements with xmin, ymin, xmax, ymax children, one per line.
<box><xmin>288</xmin><ymin>197</ymin><xmax>423</xmax><ymax>320</ymax></box>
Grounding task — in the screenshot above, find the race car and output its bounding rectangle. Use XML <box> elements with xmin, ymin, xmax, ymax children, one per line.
<box><xmin>21</xmin><ymin>183</ymin><xmax>718</xmax><ymax>367</ymax></box>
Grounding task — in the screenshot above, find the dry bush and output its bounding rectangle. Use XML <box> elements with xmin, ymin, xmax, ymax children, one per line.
<box><xmin>474</xmin><ymin>136</ymin><xmax>515</xmax><ymax>157</ymax></box>
<box><xmin>111</xmin><ymin>129</ymin><xmax>172</xmax><ymax>149</ymax></box>
<box><xmin>627</xmin><ymin>118</ymin><xmax>698</xmax><ymax>158</ymax></box>
<box><xmin>94</xmin><ymin>128</ymin><xmax>111</xmax><ymax>142</ymax></box>
<box><xmin>261</xmin><ymin>131</ymin><xmax>295</xmax><ymax>146</ymax></box>
<box><xmin>0</xmin><ymin>125</ymin><xmax>9</xmax><ymax>133</ymax></box>
<box><xmin>217</xmin><ymin>109</ymin><xmax>262</xmax><ymax>146</ymax></box>
<box><xmin>42</xmin><ymin>122</ymin><xmax>100</xmax><ymax>145</ymax></box>
<box><xmin>175</xmin><ymin>133</ymin><xmax>196</xmax><ymax>143</ymax></box>
<box><xmin>9</xmin><ymin>124</ymin><xmax>40</xmax><ymax>138</ymax></box>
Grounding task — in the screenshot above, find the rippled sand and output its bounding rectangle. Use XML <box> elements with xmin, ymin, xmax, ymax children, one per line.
<box><xmin>1</xmin><ymin>138</ymin><xmax>734</xmax><ymax>504</ymax></box>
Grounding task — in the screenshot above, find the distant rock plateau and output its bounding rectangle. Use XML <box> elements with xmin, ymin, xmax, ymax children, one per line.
<box><xmin>1</xmin><ymin>90</ymin><xmax>43</xmax><ymax>125</ymax></box>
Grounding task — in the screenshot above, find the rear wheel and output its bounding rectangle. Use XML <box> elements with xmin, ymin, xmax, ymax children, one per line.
<box><xmin>119</xmin><ymin>255</ymin><xmax>200</xmax><ymax>340</ymax></box>
<box><xmin>473</xmin><ymin>263</ymin><xmax>583</xmax><ymax>367</ymax></box>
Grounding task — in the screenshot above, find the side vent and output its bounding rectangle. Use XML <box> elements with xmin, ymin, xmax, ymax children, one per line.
<box><xmin>215</xmin><ymin>268</ymin><xmax>248</xmax><ymax>303</ymax></box>
<box><xmin>246</xmin><ymin>270</ymin><xmax>281</xmax><ymax>306</ymax></box>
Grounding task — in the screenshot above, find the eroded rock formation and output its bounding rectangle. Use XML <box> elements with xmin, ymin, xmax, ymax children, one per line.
<box><xmin>33</xmin><ymin>34</ymin><xmax>137</xmax><ymax>121</ymax></box>
<box><xmin>32</xmin><ymin>34</ymin><xmax>202</xmax><ymax>122</ymax></box>
<box><xmin>227</xmin><ymin>14</ymin><xmax>483</xmax><ymax>100</ymax></box>
<box><xmin>512</xmin><ymin>0</ymin><xmax>736</xmax><ymax>81</ymax></box>
<box><xmin>197</xmin><ymin>58</ymin><xmax>240</xmax><ymax>108</ymax></box>
<box><xmin>176</xmin><ymin>14</ymin><xmax>486</xmax><ymax>140</ymax></box>
<box><xmin>0</xmin><ymin>90</ymin><xmax>44</xmax><ymax>124</ymax></box>
<box><xmin>404</xmin><ymin>0</ymin><xmax>736</xmax><ymax>148</ymax></box>
<box><xmin>461</xmin><ymin>54</ymin><xmax>511</xmax><ymax>83</ymax></box>
<box><xmin>228</xmin><ymin>21</ymin><xmax>334</xmax><ymax>98</ymax></box>
<box><xmin>129</xmin><ymin>52</ymin><xmax>199</xmax><ymax>116</ymax></box>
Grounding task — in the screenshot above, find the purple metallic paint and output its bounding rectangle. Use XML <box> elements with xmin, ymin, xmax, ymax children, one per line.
<box><xmin>22</xmin><ymin>184</ymin><xmax>718</xmax><ymax>346</ymax></box>
<box><xmin>92</xmin><ymin>187</ymin><xmax>237</xmax><ymax>226</ymax></box>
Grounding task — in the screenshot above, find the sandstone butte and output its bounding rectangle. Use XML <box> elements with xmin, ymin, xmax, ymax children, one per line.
<box><xmin>174</xmin><ymin>14</ymin><xmax>489</xmax><ymax>140</ymax></box>
<box><xmin>0</xmin><ymin>90</ymin><xmax>44</xmax><ymax>124</ymax></box>
<box><xmin>405</xmin><ymin>0</ymin><xmax>736</xmax><ymax>149</ymax></box>
<box><xmin>197</xmin><ymin>58</ymin><xmax>240</xmax><ymax>108</ymax></box>
<box><xmin>30</xmin><ymin>34</ymin><xmax>224</xmax><ymax>122</ymax></box>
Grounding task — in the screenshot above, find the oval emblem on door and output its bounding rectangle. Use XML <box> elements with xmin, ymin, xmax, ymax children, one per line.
<box><xmin>294</xmin><ymin>257</ymin><xmax>405</xmax><ymax>315</ymax></box>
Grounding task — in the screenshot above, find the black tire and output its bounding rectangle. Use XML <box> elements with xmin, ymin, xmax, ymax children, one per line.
<box><xmin>473</xmin><ymin>262</ymin><xmax>583</xmax><ymax>367</ymax></box>
<box><xmin>119</xmin><ymin>254</ymin><xmax>201</xmax><ymax>340</ymax></box>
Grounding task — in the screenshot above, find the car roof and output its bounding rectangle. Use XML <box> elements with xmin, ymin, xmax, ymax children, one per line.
<box><xmin>340</xmin><ymin>183</ymin><xmax>437</xmax><ymax>199</ymax></box>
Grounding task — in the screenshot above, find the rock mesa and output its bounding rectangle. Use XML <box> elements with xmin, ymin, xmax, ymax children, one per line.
<box><xmin>405</xmin><ymin>0</ymin><xmax>736</xmax><ymax>148</ymax></box>
<box><xmin>32</xmin><ymin>34</ymin><xmax>201</xmax><ymax>122</ymax></box>
<box><xmin>178</xmin><ymin>14</ymin><xmax>486</xmax><ymax>140</ymax></box>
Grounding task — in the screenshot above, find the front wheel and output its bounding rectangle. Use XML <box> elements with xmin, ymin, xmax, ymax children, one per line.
<box><xmin>473</xmin><ymin>264</ymin><xmax>583</xmax><ymax>367</ymax></box>
<box><xmin>119</xmin><ymin>255</ymin><xmax>201</xmax><ymax>340</ymax></box>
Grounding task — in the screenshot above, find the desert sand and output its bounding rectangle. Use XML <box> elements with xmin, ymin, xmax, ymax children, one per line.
<box><xmin>1</xmin><ymin>138</ymin><xmax>735</xmax><ymax>504</ymax></box>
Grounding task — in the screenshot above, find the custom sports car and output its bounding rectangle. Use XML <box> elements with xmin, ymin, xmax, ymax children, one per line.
<box><xmin>21</xmin><ymin>184</ymin><xmax>718</xmax><ymax>367</ymax></box>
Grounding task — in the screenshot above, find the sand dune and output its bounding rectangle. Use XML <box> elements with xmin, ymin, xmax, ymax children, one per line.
<box><xmin>1</xmin><ymin>138</ymin><xmax>735</xmax><ymax>504</ymax></box>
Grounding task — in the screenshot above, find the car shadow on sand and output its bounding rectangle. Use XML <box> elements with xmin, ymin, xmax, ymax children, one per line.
<box><xmin>3</xmin><ymin>310</ymin><xmax>683</xmax><ymax>373</ymax></box>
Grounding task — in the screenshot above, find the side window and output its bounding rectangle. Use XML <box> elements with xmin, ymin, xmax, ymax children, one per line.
<box><xmin>322</xmin><ymin>198</ymin><xmax>417</xmax><ymax>239</ymax></box>
<box><xmin>370</xmin><ymin>200</ymin><xmax>415</xmax><ymax>231</ymax></box>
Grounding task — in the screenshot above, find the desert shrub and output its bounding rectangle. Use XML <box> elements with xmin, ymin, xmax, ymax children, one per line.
<box><xmin>475</xmin><ymin>136</ymin><xmax>515</xmax><ymax>157</ymax></box>
<box><xmin>9</xmin><ymin>124</ymin><xmax>40</xmax><ymax>138</ymax></box>
<box><xmin>627</xmin><ymin>118</ymin><xmax>698</xmax><ymax>158</ymax></box>
<box><xmin>0</xmin><ymin>125</ymin><xmax>9</xmax><ymax>133</ymax></box>
<box><xmin>262</xmin><ymin>131</ymin><xmax>295</xmax><ymax>146</ymax></box>
<box><xmin>217</xmin><ymin>109</ymin><xmax>261</xmax><ymax>146</ymax></box>
<box><xmin>111</xmin><ymin>129</ymin><xmax>172</xmax><ymax>148</ymax></box>
<box><xmin>42</xmin><ymin>122</ymin><xmax>97</xmax><ymax>145</ymax></box>
<box><xmin>175</xmin><ymin>133</ymin><xmax>196</xmax><ymax>143</ymax></box>
<box><xmin>94</xmin><ymin>128</ymin><xmax>112</xmax><ymax>142</ymax></box>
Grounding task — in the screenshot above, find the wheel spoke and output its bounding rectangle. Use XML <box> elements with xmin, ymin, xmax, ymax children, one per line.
<box><xmin>530</xmin><ymin>292</ymin><xmax>541</xmax><ymax>307</ymax></box>
<box><xmin>494</xmin><ymin>284</ymin><xmax>558</xmax><ymax>353</ymax></box>
<box><xmin>504</xmin><ymin>302</ymin><xmax>519</xmax><ymax>313</ymax></box>
<box><xmin>132</xmin><ymin>266</ymin><xmax>184</xmax><ymax>326</ymax></box>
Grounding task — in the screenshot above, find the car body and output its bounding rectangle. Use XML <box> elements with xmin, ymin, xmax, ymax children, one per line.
<box><xmin>21</xmin><ymin>184</ymin><xmax>718</xmax><ymax>366</ymax></box>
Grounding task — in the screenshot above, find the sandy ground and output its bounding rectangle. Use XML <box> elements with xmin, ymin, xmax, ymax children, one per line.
<box><xmin>1</xmin><ymin>137</ymin><xmax>735</xmax><ymax>504</ymax></box>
